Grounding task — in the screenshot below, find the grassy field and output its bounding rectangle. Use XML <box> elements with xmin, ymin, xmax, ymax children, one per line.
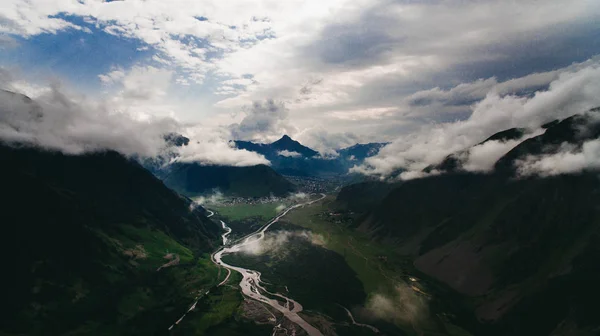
<box><xmin>212</xmin><ymin>202</ymin><xmax>284</xmax><ymax>221</ymax></box>
<box><xmin>285</xmin><ymin>197</ymin><xmax>406</xmax><ymax>294</ymax></box>
<box><xmin>284</xmin><ymin>196</ymin><xmax>473</xmax><ymax>336</ymax></box>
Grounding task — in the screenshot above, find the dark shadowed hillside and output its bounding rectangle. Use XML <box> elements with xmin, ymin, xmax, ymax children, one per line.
<box><xmin>0</xmin><ymin>143</ymin><xmax>220</xmax><ymax>335</ymax></box>
<box><xmin>337</xmin><ymin>110</ymin><xmax>600</xmax><ymax>335</ymax></box>
<box><xmin>337</xmin><ymin>142</ymin><xmax>388</xmax><ymax>162</ymax></box>
<box><xmin>334</xmin><ymin>180</ymin><xmax>397</xmax><ymax>213</ymax></box>
<box><xmin>163</xmin><ymin>162</ymin><xmax>297</xmax><ymax>197</ymax></box>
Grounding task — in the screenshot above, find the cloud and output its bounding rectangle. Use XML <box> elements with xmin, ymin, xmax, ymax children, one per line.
<box><xmin>516</xmin><ymin>139</ymin><xmax>600</xmax><ymax>177</ymax></box>
<box><xmin>436</xmin><ymin>131</ymin><xmax>543</xmax><ymax>174</ymax></box>
<box><xmin>175</xmin><ymin>136</ymin><xmax>269</xmax><ymax>167</ymax></box>
<box><xmin>99</xmin><ymin>65</ymin><xmax>177</xmax><ymax>119</ymax></box>
<box><xmin>461</xmin><ymin>139</ymin><xmax>524</xmax><ymax>173</ymax></box>
<box><xmin>0</xmin><ymin>82</ymin><xmax>177</xmax><ymax>157</ymax></box>
<box><xmin>0</xmin><ymin>35</ymin><xmax>19</xmax><ymax>49</ymax></box>
<box><xmin>229</xmin><ymin>99</ymin><xmax>296</xmax><ymax>142</ymax></box>
<box><xmin>288</xmin><ymin>192</ymin><xmax>308</xmax><ymax>200</ymax></box>
<box><xmin>353</xmin><ymin>60</ymin><xmax>600</xmax><ymax>178</ymax></box>
<box><xmin>238</xmin><ymin>230</ymin><xmax>324</xmax><ymax>256</ymax></box>
<box><xmin>0</xmin><ymin>68</ymin><xmax>270</xmax><ymax>167</ymax></box>
<box><xmin>362</xmin><ymin>284</ymin><xmax>428</xmax><ymax>325</ymax></box>
<box><xmin>191</xmin><ymin>190</ymin><xmax>225</xmax><ymax>206</ymax></box>
<box><xmin>277</xmin><ymin>150</ymin><xmax>301</xmax><ymax>158</ymax></box>
<box><xmin>2</xmin><ymin>0</ymin><xmax>600</xmax><ymax>159</ymax></box>
<box><xmin>327</xmin><ymin>107</ymin><xmax>396</xmax><ymax>121</ymax></box>
<box><xmin>295</xmin><ymin>127</ymin><xmax>370</xmax><ymax>156</ymax></box>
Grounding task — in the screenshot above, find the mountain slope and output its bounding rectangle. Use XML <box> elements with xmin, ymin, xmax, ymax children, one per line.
<box><xmin>235</xmin><ymin>135</ymin><xmax>318</xmax><ymax>158</ymax></box>
<box><xmin>142</xmin><ymin>133</ymin><xmax>297</xmax><ymax>198</ymax></box>
<box><xmin>234</xmin><ymin>136</ymin><xmax>387</xmax><ymax>177</ymax></box>
<box><xmin>235</xmin><ymin>136</ymin><xmax>345</xmax><ymax>177</ymax></box>
<box><xmin>163</xmin><ymin>163</ymin><xmax>296</xmax><ymax>197</ymax></box>
<box><xmin>337</xmin><ymin>142</ymin><xmax>388</xmax><ymax>162</ymax></box>
<box><xmin>337</xmin><ymin>110</ymin><xmax>600</xmax><ymax>335</ymax></box>
<box><xmin>0</xmin><ymin>143</ymin><xmax>220</xmax><ymax>335</ymax></box>
<box><xmin>270</xmin><ymin>135</ymin><xmax>319</xmax><ymax>157</ymax></box>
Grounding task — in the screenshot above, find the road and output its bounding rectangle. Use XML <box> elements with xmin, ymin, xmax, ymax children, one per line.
<box><xmin>212</xmin><ymin>194</ymin><xmax>326</xmax><ymax>336</ymax></box>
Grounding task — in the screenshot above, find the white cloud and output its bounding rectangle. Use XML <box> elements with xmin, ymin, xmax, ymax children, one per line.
<box><xmin>0</xmin><ymin>68</ymin><xmax>270</xmax><ymax>167</ymax></box>
<box><xmin>362</xmin><ymin>284</ymin><xmax>428</xmax><ymax>325</ymax></box>
<box><xmin>288</xmin><ymin>192</ymin><xmax>308</xmax><ymax>200</ymax></box>
<box><xmin>238</xmin><ymin>230</ymin><xmax>324</xmax><ymax>255</ymax></box>
<box><xmin>2</xmin><ymin>0</ymin><xmax>599</xmax><ymax>161</ymax></box>
<box><xmin>354</xmin><ymin>61</ymin><xmax>600</xmax><ymax>178</ymax></box>
<box><xmin>277</xmin><ymin>150</ymin><xmax>300</xmax><ymax>158</ymax></box>
<box><xmin>517</xmin><ymin>139</ymin><xmax>600</xmax><ymax>177</ymax></box>
<box><xmin>0</xmin><ymin>84</ymin><xmax>177</xmax><ymax>157</ymax></box>
<box><xmin>294</xmin><ymin>127</ymin><xmax>370</xmax><ymax>156</ymax></box>
<box><xmin>327</xmin><ymin>107</ymin><xmax>396</xmax><ymax>121</ymax></box>
<box><xmin>192</xmin><ymin>190</ymin><xmax>225</xmax><ymax>206</ymax></box>
<box><xmin>98</xmin><ymin>69</ymin><xmax>126</xmax><ymax>84</ymax></box>
<box><xmin>462</xmin><ymin>139</ymin><xmax>524</xmax><ymax>173</ymax></box>
<box><xmin>176</xmin><ymin>136</ymin><xmax>269</xmax><ymax>167</ymax></box>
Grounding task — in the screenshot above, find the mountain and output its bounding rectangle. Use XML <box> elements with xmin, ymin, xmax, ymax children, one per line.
<box><xmin>337</xmin><ymin>142</ymin><xmax>388</xmax><ymax>162</ymax></box>
<box><xmin>424</xmin><ymin>128</ymin><xmax>526</xmax><ymax>173</ymax></box>
<box><xmin>235</xmin><ymin>135</ymin><xmax>319</xmax><ymax>158</ymax></box>
<box><xmin>164</xmin><ymin>132</ymin><xmax>190</xmax><ymax>147</ymax></box>
<box><xmin>162</xmin><ymin>163</ymin><xmax>296</xmax><ymax>197</ymax></box>
<box><xmin>234</xmin><ymin>136</ymin><xmax>386</xmax><ymax>177</ymax></box>
<box><xmin>270</xmin><ymin>135</ymin><xmax>320</xmax><ymax>157</ymax></box>
<box><xmin>142</xmin><ymin>133</ymin><xmax>297</xmax><ymax>198</ymax></box>
<box><xmin>336</xmin><ymin>109</ymin><xmax>600</xmax><ymax>335</ymax></box>
<box><xmin>0</xmin><ymin>143</ymin><xmax>220</xmax><ymax>335</ymax></box>
<box><xmin>234</xmin><ymin>135</ymin><xmax>345</xmax><ymax>177</ymax></box>
<box><xmin>334</xmin><ymin>180</ymin><xmax>397</xmax><ymax>213</ymax></box>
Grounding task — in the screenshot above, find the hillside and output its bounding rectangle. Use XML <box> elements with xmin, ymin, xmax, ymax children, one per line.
<box><xmin>336</xmin><ymin>110</ymin><xmax>600</xmax><ymax>335</ymax></box>
<box><xmin>142</xmin><ymin>133</ymin><xmax>297</xmax><ymax>198</ymax></box>
<box><xmin>0</xmin><ymin>143</ymin><xmax>221</xmax><ymax>335</ymax></box>
<box><xmin>162</xmin><ymin>163</ymin><xmax>296</xmax><ymax>197</ymax></box>
<box><xmin>337</xmin><ymin>142</ymin><xmax>388</xmax><ymax>162</ymax></box>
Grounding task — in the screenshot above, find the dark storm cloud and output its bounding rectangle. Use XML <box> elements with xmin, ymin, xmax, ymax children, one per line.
<box><xmin>229</xmin><ymin>99</ymin><xmax>296</xmax><ymax>141</ymax></box>
<box><xmin>315</xmin><ymin>22</ymin><xmax>397</xmax><ymax>66</ymax></box>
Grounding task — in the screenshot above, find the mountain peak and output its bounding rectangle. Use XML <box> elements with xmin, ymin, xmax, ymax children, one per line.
<box><xmin>275</xmin><ymin>134</ymin><xmax>293</xmax><ymax>143</ymax></box>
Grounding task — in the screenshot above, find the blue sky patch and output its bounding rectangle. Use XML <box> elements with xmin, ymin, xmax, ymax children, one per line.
<box><xmin>2</xmin><ymin>14</ymin><xmax>155</xmax><ymax>91</ymax></box>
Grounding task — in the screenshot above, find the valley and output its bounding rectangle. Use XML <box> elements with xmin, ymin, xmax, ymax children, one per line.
<box><xmin>3</xmin><ymin>4</ymin><xmax>600</xmax><ymax>335</ymax></box>
<box><xmin>196</xmin><ymin>194</ymin><xmax>474</xmax><ymax>336</ymax></box>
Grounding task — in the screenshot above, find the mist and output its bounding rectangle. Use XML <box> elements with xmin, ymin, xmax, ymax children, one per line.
<box><xmin>238</xmin><ymin>230</ymin><xmax>325</xmax><ymax>256</ymax></box>
<box><xmin>191</xmin><ymin>190</ymin><xmax>225</xmax><ymax>206</ymax></box>
<box><xmin>361</xmin><ymin>283</ymin><xmax>428</xmax><ymax>326</ymax></box>
<box><xmin>517</xmin><ymin>138</ymin><xmax>600</xmax><ymax>176</ymax></box>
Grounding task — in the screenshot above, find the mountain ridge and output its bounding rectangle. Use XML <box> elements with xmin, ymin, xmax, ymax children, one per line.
<box><xmin>162</xmin><ymin>162</ymin><xmax>297</xmax><ymax>197</ymax></box>
<box><xmin>335</xmin><ymin>108</ymin><xmax>600</xmax><ymax>335</ymax></box>
<box><xmin>234</xmin><ymin>135</ymin><xmax>387</xmax><ymax>177</ymax></box>
<box><xmin>0</xmin><ymin>142</ymin><xmax>221</xmax><ymax>335</ymax></box>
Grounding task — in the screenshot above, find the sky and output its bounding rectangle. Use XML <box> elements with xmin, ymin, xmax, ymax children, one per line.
<box><xmin>1</xmin><ymin>0</ymin><xmax>600</xmax><ymax>174</ymax></box>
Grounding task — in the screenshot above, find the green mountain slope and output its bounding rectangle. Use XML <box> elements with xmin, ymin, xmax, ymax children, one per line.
<box><xmin>337</xmin><ymin>110</ymin><xmax>600</xmax><ymax>335</ymax></box>
<box><xmin>163</xmin><ymin>162</ymin><xmax>297</xmax><ymax>197</ymax></box>
<box><xmin>0</xmin><ymin>144</ymin><xmax>221</xmax><ymax>335</ymax></box>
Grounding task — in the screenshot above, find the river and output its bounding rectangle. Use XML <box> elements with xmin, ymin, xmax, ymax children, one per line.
<box><xmin>212</xmin><ymin>194</ymin><xmax>326</xmax><ymax>336</ymax></box>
